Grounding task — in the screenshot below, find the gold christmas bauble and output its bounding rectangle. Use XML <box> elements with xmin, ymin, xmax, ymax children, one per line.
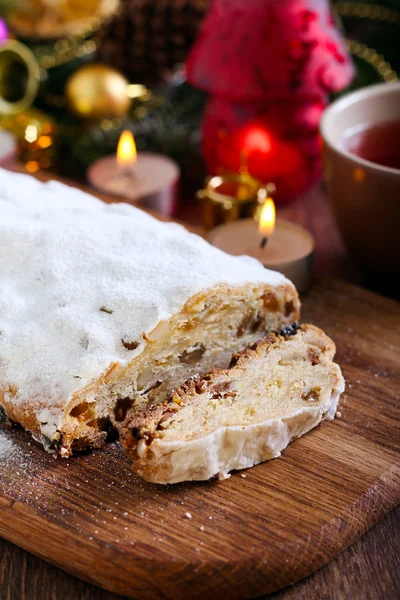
<box><xmin>65</xmin><ymin>63</ymin><xmax>130</xmax><ymax>120</ymax></box>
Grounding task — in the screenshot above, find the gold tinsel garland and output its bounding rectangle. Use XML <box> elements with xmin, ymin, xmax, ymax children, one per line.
<box><xmin>335</xmin><ymin>1</ymin><xmax>400</xmax><ymax>83</ymax></box>
<box><xmin>35</xmin><ymin>38</ymin><xmax>98</xmax><ymax>70</ymax></box>
<box><xmin>335</xmin><ymin>2</ymin><xmax>400</xmax><ymax>24</ymax></box>
<box><xmin>345</xmin><ymin>39</ymin><xmax>398</xmax><ymax>82</ymax></box>
<box><xmin>31</xmin><ymin>1</ymin><xmax>399</xmax><ymax>80</ymax></box>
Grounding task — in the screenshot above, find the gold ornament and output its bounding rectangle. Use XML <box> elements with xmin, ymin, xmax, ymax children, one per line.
<box><xmin>0</xmin><ymin>108</ymin><xmax>56</xmax><ymax>172</ymax></box>
<box><xmin>65</xmin><ymin>63</ymin><xmax>131</xmax><ymax>120</ymax></box>
<box><xmin>0</xmin><ymin>40</ymin><xmax>41</xmax><ymax>115</ymax></box>
<box><xmin>9</xmin><ymin>0</ymin><xmax>120</xmax><ymax>41</ymax></box>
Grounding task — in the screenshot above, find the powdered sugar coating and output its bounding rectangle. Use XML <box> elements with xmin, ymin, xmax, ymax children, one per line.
<box><xmin>0</xmin><ymin>169</ymin><xmax>288</xmax><ymax>426</ymax></box>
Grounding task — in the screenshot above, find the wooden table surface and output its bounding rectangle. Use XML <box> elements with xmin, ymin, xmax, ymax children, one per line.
<box><xmin>0</xmin><ymin>174</ymin><xmax>398</xmax><ymax>600</ymax></box>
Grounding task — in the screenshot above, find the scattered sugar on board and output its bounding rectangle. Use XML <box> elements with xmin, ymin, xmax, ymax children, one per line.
<box><xmin>0</xmin><ymin>433</ymin><xmax>136</xmax><ymax>540</ymax></box>
<box><xmin>0</xmin><ymin>431</ymin><xmax>220</xmax><ymax>548</ymax></box>
<box><xmin>0</xmin><ymin>428</ymin><xmax>52</xmax><ymax>505</ymax></box>
<box><xmin>0</xmin><ymin>431</ymin><xmax>15</xmax><ymax>460</ymax></box>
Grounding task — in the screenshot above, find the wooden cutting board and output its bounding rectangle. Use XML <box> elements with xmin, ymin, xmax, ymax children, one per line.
<box><xmin>0</xmin><ymin>278</ymin><xmax>399</xmax><ymax>600</ymax></box>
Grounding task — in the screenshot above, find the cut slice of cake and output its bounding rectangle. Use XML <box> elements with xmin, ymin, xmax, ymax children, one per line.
<box><xmin>121</xmin><ymin>324</ymin><xmax>345</xmax><ymax>484</ymax></box>
<box><xmin>0</xmin><ymin>168</ymin><xmax>299</xmax><ymax>456</ymax></box>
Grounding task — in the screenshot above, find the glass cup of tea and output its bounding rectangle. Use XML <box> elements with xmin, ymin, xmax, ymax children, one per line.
<box><xmin>321</xmin><ymin>82</ymin><xmax>400</xmax><ymax>287</ymax></box>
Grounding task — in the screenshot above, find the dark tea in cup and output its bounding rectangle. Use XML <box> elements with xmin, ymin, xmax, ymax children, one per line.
<box><xmin>342</xmin><ymin>119</ymin><xmax>400</xmax><ymax>171</ymax></box>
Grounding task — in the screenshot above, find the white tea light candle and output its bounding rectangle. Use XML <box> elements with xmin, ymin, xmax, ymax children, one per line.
<box><xmin>87</xmin><ymin>130</ymin><xmax>179</xmax><ymax>216</ymax></box>
<box><xmin>208</xmin><ymin>217</ymin><xmax>314</xmax><ymax>293</ymax></box>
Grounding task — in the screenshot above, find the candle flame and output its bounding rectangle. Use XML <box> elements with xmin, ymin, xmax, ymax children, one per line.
<box><xmin>258</xmin><ymin>198</ymin><xmax>276</xmax><ymax>238</ymax></box>
<box><xmin>117</xmin><ymin>130</ymin><xmax>137</xmax><ymax>167</ymax></box>
<box><xmin>25</xmin><ymin>124</ymin><xmax>38</xmax><ymax>144</ymax></box>
<box><xmin>243</xmin><ymin>127</ymin><xmax>271</xmax><ymax>153</ymax></box>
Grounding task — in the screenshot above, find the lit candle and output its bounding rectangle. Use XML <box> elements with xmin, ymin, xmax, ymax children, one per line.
<box><xmin>208</xmin><ymin>199</ymin><xmax>314</xmax><ymax>293</ymax></box>
<box><xmin>258</xmin><ymin>197</ymin><xmax>275</xmax><ymax>249</ymax></box>
<box><xmin>87</xmin><ymin>130</ymin><xmax>180</xmax><ymax>216</ymax></box>
<box><xmin>117</xmin><ymin>130</ymin><xmax>137</xmax><ymax>175</ymax></box>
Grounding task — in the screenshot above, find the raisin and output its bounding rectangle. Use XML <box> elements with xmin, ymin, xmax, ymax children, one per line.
<box><xmin>121</xmin><ymin>337</ymin><xmax>139</xmax><ymax>351</ymax></box>
<box><xmin>98</xmin><ymin>417</ymin><xmax>119</xmax><ymax>441</ymax></box>
<box><xmin>237</xmin><ymin>312</ymin><xmax>253</xmax><ymax>337</ymax></box>
<box><xmin>114</xmin><ymin>397</ymin><xmax>134</xmax><ymax>422</ymax></box>
<box><xmin>179</xmin><ymin>343</ymin><xmax>205</xmax><ymax>364</ymax></box>
<box><xmin>262</xmin><ymin>292</ymin><xmax>280</xmax><ymax>311</ymax></box>
<box><xmin>280</xmin><ymin>322</ymin><xmax>300</xmax><ymax>337</ymax></box>
<box><xmin>129</xmin><ymin>425</ymin><xmax>142</xmax><ymax>440</ymax></box>
<box><xmin>302</xmin><ymin>388</ymin><xmax>320</xmax><ymax>402</ymax></box>
<box><xmin>229</xmin><ymin>353</ymin><xmax>240</xmax><ymax>368</ymax></box>
<box><xmin>0</xmin><ymin>405</ymin><xmax>9</xmax><ymax>425</ymax></box>
<box><xmin>308</xmin><ymin>348</ymin><xmax>320</xmax><ymax>366</ymax></box>
<box><xmin>251</xmin><ymin>312</ymin><xmax>263</xmax><ymax>332</ymax></box>
<box><xmin>146</xmin><ymin>432</ymin><xmax>156</xmax><ymax>445</ymax></box>
<box><xmin>194</xmin><ymin>379</ymin><xmax>206</xmax><ymax>394</ymax></box>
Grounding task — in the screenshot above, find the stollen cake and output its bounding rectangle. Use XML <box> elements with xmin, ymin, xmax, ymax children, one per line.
<box><xmin>0</xmin><ymin>168</ymin><xmax>299</xmax><ymax>456</ymax></box>
<box><xmin>121</xmin><ymin>324</ymin><xmax>345</xmax><ymax>483</ymax></box>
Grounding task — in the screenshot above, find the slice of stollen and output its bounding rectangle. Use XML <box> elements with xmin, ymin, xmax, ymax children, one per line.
<box><xmin>121</xmin><ymin>324</ymin><xmax>345</xmax><ymax>484</ymax></box>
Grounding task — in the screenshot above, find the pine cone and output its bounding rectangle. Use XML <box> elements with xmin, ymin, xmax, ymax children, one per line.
<box><xmin>96</xmin><ymin>0</ymin><xmax>209</xmax><ymax>84</ymax></box>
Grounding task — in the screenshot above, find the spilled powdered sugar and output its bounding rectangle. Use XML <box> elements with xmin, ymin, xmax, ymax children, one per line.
<box><xmin>0</xmin><ymin>426</ymin><xmax>225</xmax><ymax>550</ymax></box>
<box><xmin>0</xmin><ymin>430</ymin><xmax>15</xmax><ymax>460</ymax></box>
